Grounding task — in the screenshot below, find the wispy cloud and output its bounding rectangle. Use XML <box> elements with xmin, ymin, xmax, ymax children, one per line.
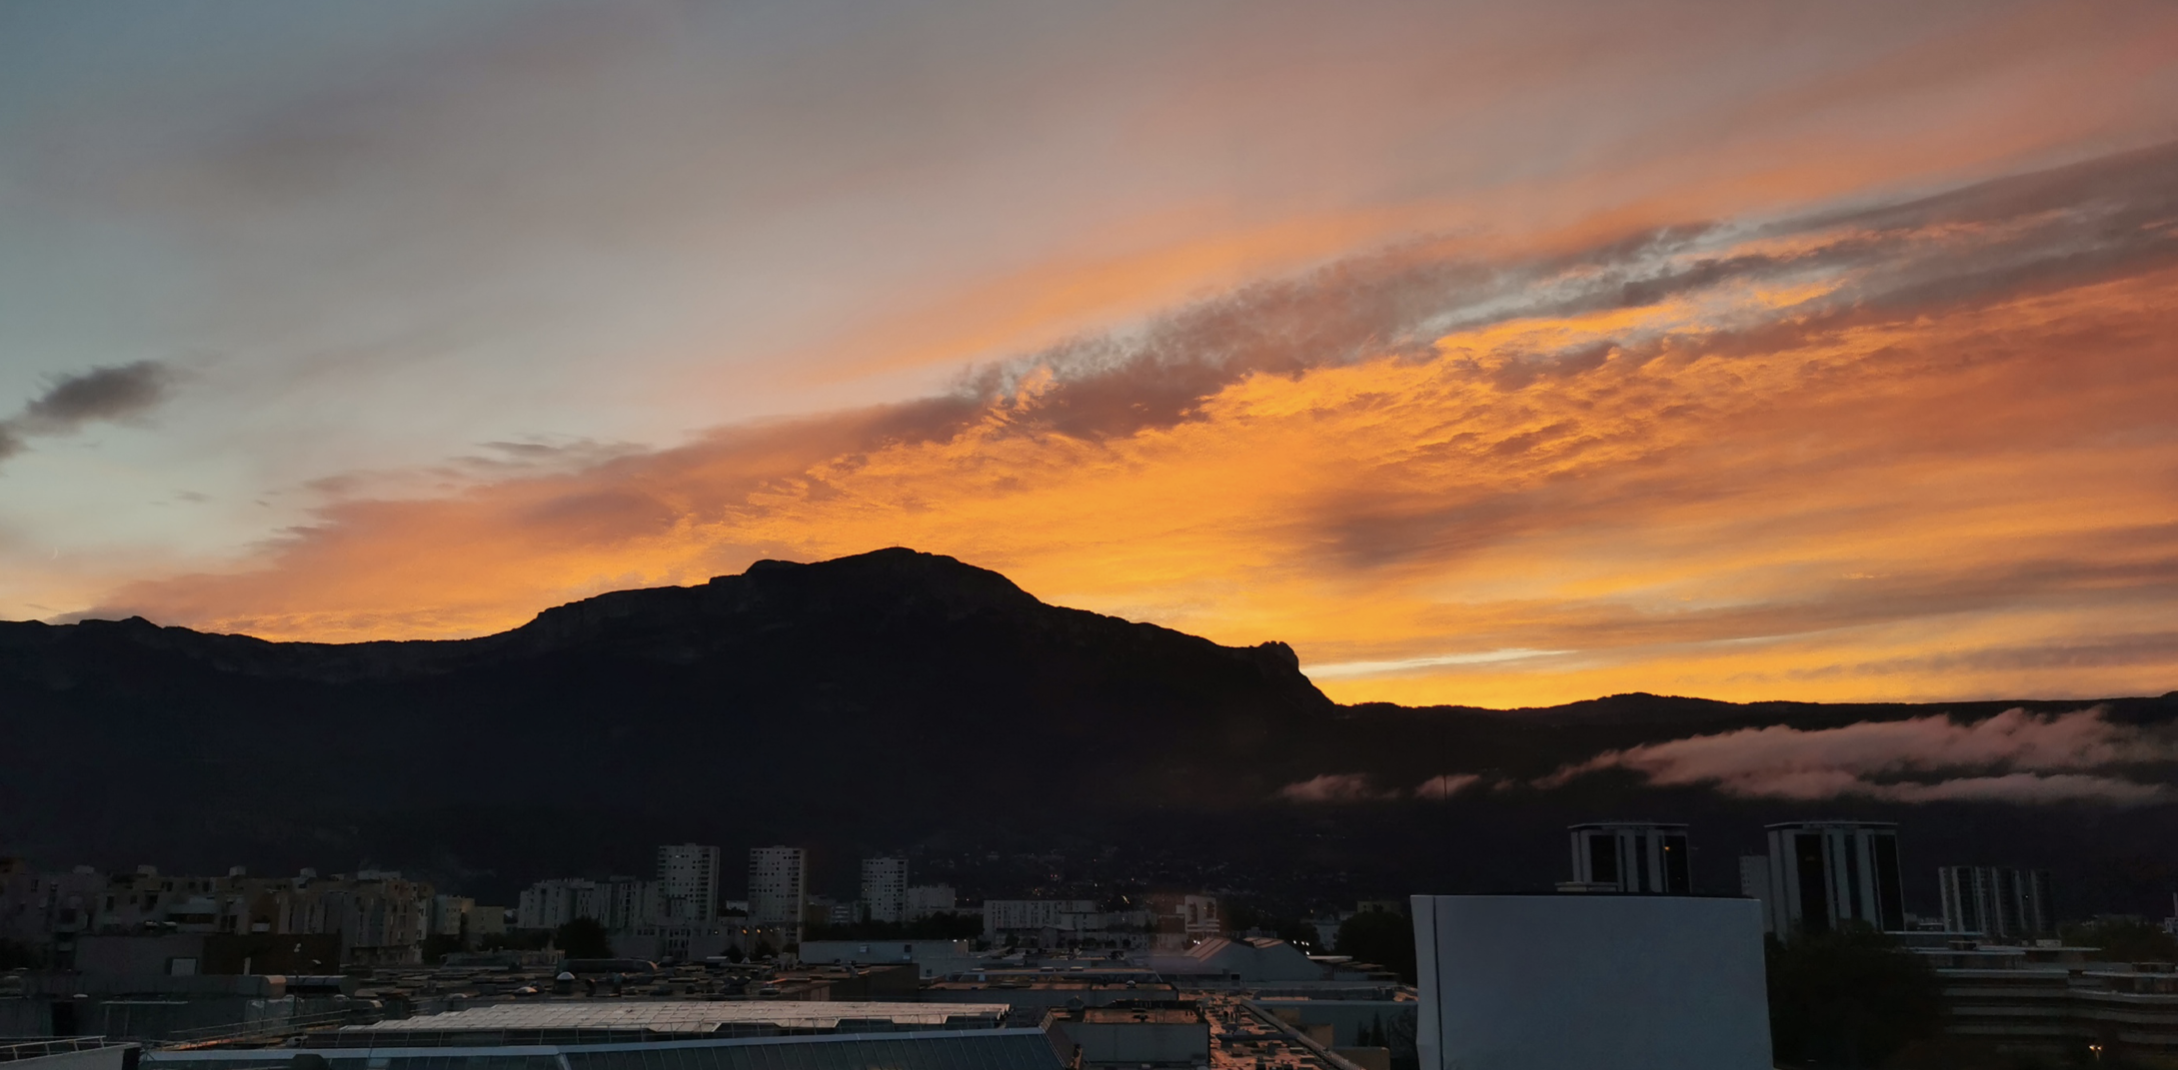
<box><xmin>1537</xmin><ymin>707</ymin><xmax>2176</xmax><ymax>804</ymax></box>
<box><xmin>1277</xmin><ymin>774</ymin><xmax>1399</xmax><ymax>804</ymax></box>
<box><xmin>1279</xmin><ymin>772</ymin><xmax>1490</xmax><ymax>804</ymax></box>
<box><xmin>1307</xmin><ymin>649</ymin><xmax>1570</xmax><ymax>680</ymax></box>
<box><xmin>1414</xmin><ymin>774</ymin><xmax>1486</xmax><ymax>800</ymax></box>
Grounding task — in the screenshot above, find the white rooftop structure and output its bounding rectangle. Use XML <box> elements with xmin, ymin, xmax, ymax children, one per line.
<box><xmin>341</xmin><ymin>1000</ymin><xmax>1011</xmax><ymax>1034</ymax></box>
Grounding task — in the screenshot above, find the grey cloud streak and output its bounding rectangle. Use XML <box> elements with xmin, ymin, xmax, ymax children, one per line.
<box><xmin>946</xmin><ymin>140</ymin><xmax>2178</xmax><ymax>446</ymax></box>
<box><xmin>0</xmin><ymin>361</ymin><xmax>175</xmax><ymax>466</ymax></box>
<box><xmin>1277</xmin><ymin>772</ymin><xmax>1487</xmax><ymax>803</ymax></box>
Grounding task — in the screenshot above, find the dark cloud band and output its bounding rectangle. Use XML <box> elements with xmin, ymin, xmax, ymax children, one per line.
<box><xmin>0</xmin><ymin>361</ymin><xmax>174</xmax><ymax>466</ymax></box>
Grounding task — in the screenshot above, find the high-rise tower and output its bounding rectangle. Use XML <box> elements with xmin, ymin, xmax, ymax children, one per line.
<box><xmin>1567</xmin><ymin>822</ymin><xmax>1692</xmax><ymax>894</ymax></box>
<box><xmin>1938</xmin><ymin>866</ymin><xmax>2053</xmax><ymax>939</ymax></box>
<box><xmin>655</xmin><ymin>843</ymin><xmax>720</xmax><ymax>924</ymax></box>
<box><xmin>749</xmin><ymin>846</ymin><xmax>807</xmax><ymax>943</ymax></box>
<box><xmin>861</xmin><ymin>856</ymin><xmax>907</xmax><ymax>924</ymax></box>
<box><xmin>1761</xmin><ymin>821</ymin><xmax>1904</xmax><ymax>935</ymax></box>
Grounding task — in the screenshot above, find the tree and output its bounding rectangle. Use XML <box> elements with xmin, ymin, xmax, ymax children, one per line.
<box><xmin>555</xmin><ymin>917</ymin><xmax>612</xmax><ymax>959</ymax></box>
<box><xmin>421</xmin><ymin>933</ymin><xmax>463</xmax><ymax>965</ymax></box>
<box><xmin>1334</xmin><ymin>910</ymin><xmax>1416</xmax><ymax>984</ymax></box>
<box><xmin>1224</xmin><ymin>903</ymin><xmax>1323</xmax><ymax>951</ymax></box>
<box><xmin>1272</xmin><ymin>917</ymin><xmax>1322</xmax><ymax>951</ymax></box>
<box><xmin>478</xmin><ymin>929</ymin><xmax>552</xmax><ymax>951</ymax></box>
<box><xmin>2061</xmin><ymin>917</ymin><xmax>2178</xmax><ymax>963</ymax></box>
<box><xmin>1767</xmin><ymin>927</ymin><xmax>1941</xmax><ymax>1068</ymax></box>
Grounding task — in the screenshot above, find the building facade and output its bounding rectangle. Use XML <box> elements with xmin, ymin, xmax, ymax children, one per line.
<box><xmin>1760</xmin><ymin>821</ymin><xmax>1905</xmax><ymax>935</ymax></box>
<box><xmin>984</xmin><ymin>899</ymin><xmax>1098</xmax><ymax>937</ymax></box>
<box><xmin>1938</xmin><ymin>866</ymin><xmax>2054</xmax><ymax>939</ymax></box>
<box><xmin>0</xmin><ymin>863</ymin><xmax>435</xmax><ymax>967</ymax></box>
<box><xmin>430</xmin><ymin>895</ymin><xmax>474</xmax><ymax>938</ymax></box>
<box><xmin>904</xmin><ymin>884</ymin><xmax>956</xmax><ymax>921</ymax></box>
<box><xmin>981</xmin><ymin>899</ymin><xmax>1154</xmax><ymax>948</ymax></box>
<box><xmin>1737</xmin><ymin>856</ymin><xmax>1774</xmax><ymax>932</ymax></box>
<box><xmin>1566</xmin><ymin>823</ymin><xmax>1691</xmax><ymax>894</ymax></box>
<box><xmin>1911</xmin><ymin>942</ymin><xmax>2178</xmax><ymax>1062</ymax></box>
<box><xmin>860</xmin><ymin>858</ymin><xmax>907</xmax><ymax>924</ymax></box>
<box><xmin>656</xmin><ymin>845</ymin><xmax>720</xmax><ymax>924</ymax></box>
<box><xmin>600</xmin><ymin>878</ymin><xmax>660</xmax><ymax>932</ymax></box>
<box><xmin>514</xmin><ymin>876</ymin><xmax>656</xmax><ymax>934</ymax></box>
<box><xmin>1148</xmin><ymin>894</ymin><xmax>1221</xmax><ymax>950</ymax></box>
<box><xmin>748</xmin><ymin>847</ymin><xmax>806</xmax><ymax>944</ymax></box>
<box><xmin>515</xmin><ymin>878</ymin><xmax>594</xmax><ymax>931</ymax></box>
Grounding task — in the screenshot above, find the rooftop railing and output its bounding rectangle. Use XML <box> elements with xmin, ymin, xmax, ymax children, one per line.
<box><xmin>0</xmin><ymin>1037</ymin><xmax>138</xmax><ymax>1064</ymax></box>
<box><xmin>156</xmin><ymin>1009</ymin><xmax>362</xmax><ymax>1051</ymax></box>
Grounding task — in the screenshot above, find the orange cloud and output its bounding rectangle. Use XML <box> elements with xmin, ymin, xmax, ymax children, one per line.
<box><xmin>86</xmin><ymin>144</ymin><xmax>2178</xmax><ymax>707</ymax></box>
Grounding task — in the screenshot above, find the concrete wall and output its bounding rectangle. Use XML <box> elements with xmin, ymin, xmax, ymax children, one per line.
<box><xmin>1411</xmin><ymin>895</ymin><xmax>1771</xmax><ymax>1070</ymax></box>
<box><xmin>1050</xmin><ymin>1021</ymin><xmax>1210</xmax><ymax>1067</ymax></box>
<box><xmin>0</xmin><ymin>997</ymin><xmax>54</xmax><ymax>1036</ymax></box>
<box><xmin>74</xmin><ymin>935</ymin><xmax>340</xmax><ymax>976</ymax></box>
<box><xmin>6</xmin><ymin>975</ymin><xmax>302</xmax><ymax>1042</ymax></box>
<box><xmin>74</xmin><ymin>936</ymin><xmax>207</xmax><ymax>977</ymax></box>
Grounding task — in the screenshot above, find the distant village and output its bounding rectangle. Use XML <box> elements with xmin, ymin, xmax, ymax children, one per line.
<box><xmin>5</xmin><ymin>816</ymin><xmax>2176</xmax><ymax>1070</ymax></box>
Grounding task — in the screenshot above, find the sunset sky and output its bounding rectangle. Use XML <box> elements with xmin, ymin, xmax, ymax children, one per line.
<box><xmin>4</xmin><ymin>0</ymin><xmax>2176</xmax><ymax>707</ymax></box>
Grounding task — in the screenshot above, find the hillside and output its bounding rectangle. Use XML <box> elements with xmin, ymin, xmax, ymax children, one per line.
<box><xmin>3</xmin><ymin>548</ymin><xmax>2174</xmax><ymax>914</ymax></box>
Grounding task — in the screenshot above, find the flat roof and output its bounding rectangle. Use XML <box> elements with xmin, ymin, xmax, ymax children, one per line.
<box><xmin>147</xmin><ymin>1029</ymin><xmax>1066</xmax><ymax>1070</ymax></box>
<box><xmin>1080</xmin><ymin>1007</ymin><xmax>1203</xmax><ymax>1025</ymax></box>
<box><xmin>929</xmin><ymin>981</ymin><xmax>1173</xmax><ymax>990</ymax></box>
<box><xmin>1763</xmin><ymin>820</ymin><xmax>1898</xmax><ymax>830</ymax></box>
<box><xmin>340</xmin><ymin>1001</ymin><xmax>1010</xmax><ymax>1034</ymax></box>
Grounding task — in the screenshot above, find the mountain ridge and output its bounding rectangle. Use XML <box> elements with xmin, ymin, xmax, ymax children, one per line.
<box><xmin>3</xmin><ymin>547</ymin><xmax>2174</xmax><ymax>914</ymax></box>
<box><xmin>8</xmin><ymin>548</ymin><xmax>1310</xmax><ymax>687</ymax></box>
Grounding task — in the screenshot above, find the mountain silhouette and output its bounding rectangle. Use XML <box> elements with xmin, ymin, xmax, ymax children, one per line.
<box><xmin>3</xmin><ymin>548</ymin><xmax>2174</xmax><ymax>914</ymax></box>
